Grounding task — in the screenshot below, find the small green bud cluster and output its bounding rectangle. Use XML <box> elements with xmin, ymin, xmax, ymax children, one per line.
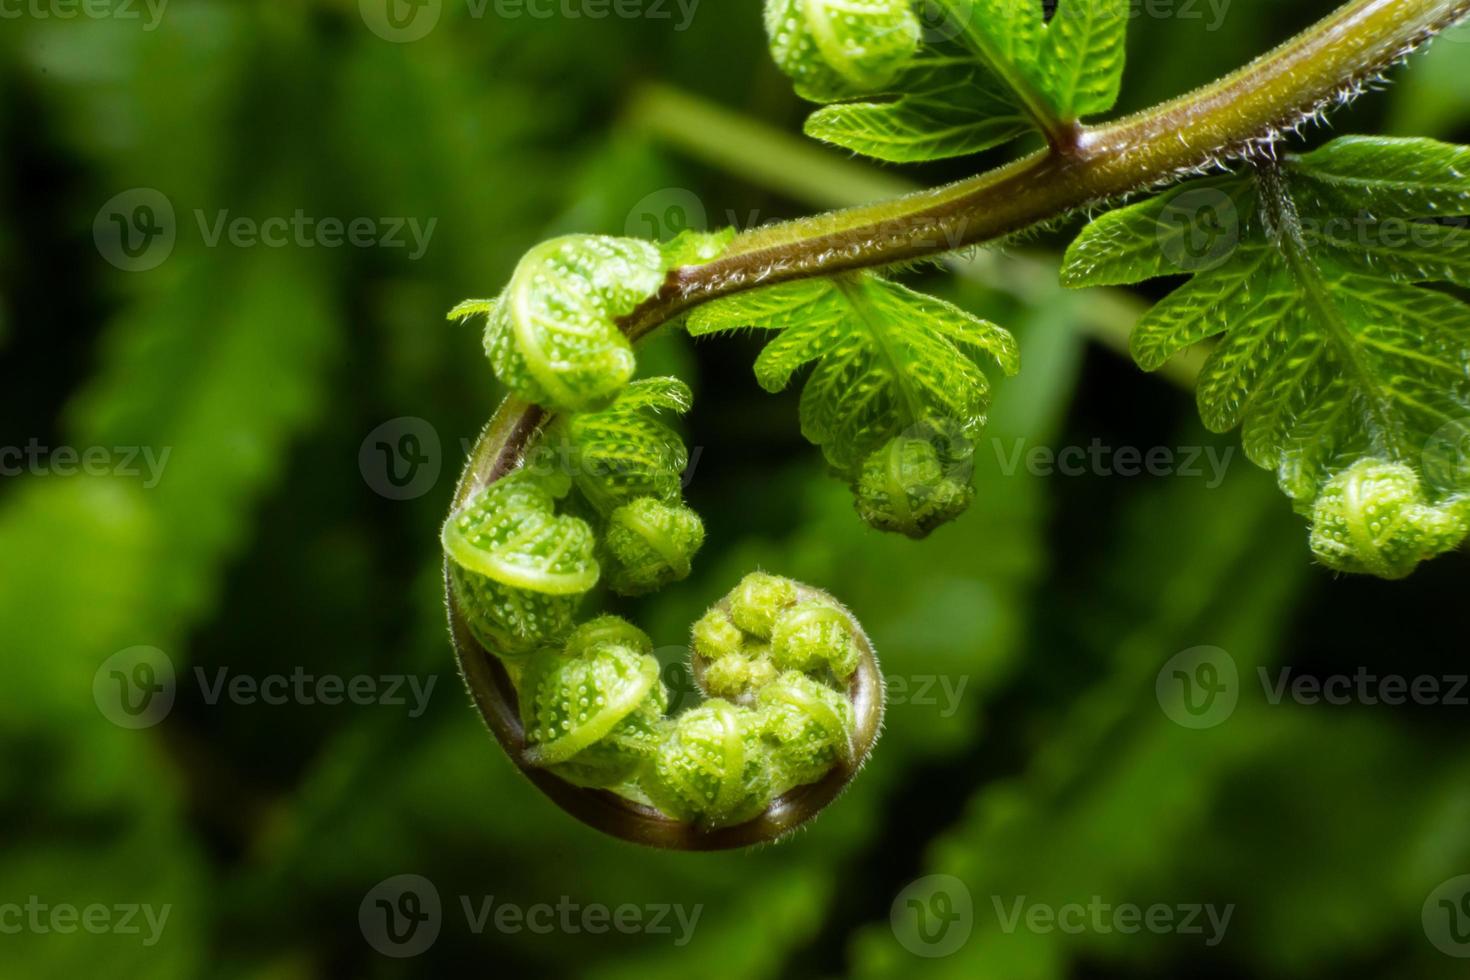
<box><xmin>854</xmin><ymin>418</ymin><xmax>977</xmax><ymax>539</ymax></box>
<box><xmin>539</xmin><ymin>377</ymin><xmax>706</xmax><ymax>597</ymax></box>
<box><xmin>442</xmin><ymin>471</ymin><xmax>600</xmax><ymax>657</ymax></box>
<box><xmin>1310</xmin><ymin>459</ymin><xmax>1468</xmax><ymax>580</ymax></box>
<box><xmin>444</xmin><ymin>379</ymin><xmax>707</xmax><ymax>657</ymax></box>
<box><xmin>452</xmin><ymin>231</ymin><xmax>733</xmax><ymax>414</ymax></box>
<box><xmin>764</xmin><ymin>0</ymin><xmax>922</xmax><ymax>103</ymax></box>
<box><xmin>511</xmin><ymin>574</ymin><xmax>866</xmax><ymax>831</ymax></box>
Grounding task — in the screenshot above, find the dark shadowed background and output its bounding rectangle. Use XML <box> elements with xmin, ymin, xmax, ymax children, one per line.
<box><xmin>2</xmin><ymin>1</ymin><xmax>1470</xmax><ymax>976</ymax></box>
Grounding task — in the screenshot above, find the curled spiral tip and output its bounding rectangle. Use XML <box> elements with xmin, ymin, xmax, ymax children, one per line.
<box><xmin>854</xmin><ymin>420</ymin><xmax>977</xmax><ymax>539</ymax></box>
<box><xmin>1309</xmin><ymin>459</ymin><xmax>1469</xmax><ymax>580</ymax></box>
<box><xmin>448</xmin><ymin>408</ymin><xmax>884</xmax><ymax>849</ymax></box>
<box><xmin>464</xmin><ymin>235</ymin><xmax>668</xmax><ymax>414</ymax></box>
<box><xmin>764</xmin><ymin>0</ymin><xmax>922</xmax><ymax>103</ymax></box>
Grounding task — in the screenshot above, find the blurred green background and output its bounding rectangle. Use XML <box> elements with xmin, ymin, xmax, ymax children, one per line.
<box><xmin>3</xmin><ymin>1</ymin><xmax>1470</xmax><ymax>976</ymax></box>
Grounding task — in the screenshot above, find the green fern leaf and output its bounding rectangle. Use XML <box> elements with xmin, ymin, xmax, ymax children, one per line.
<box><xmin>538</xmin><ymin>377</ymin><xmax>694</xmax><ymax>516</ymax></box>
<box><xmin>688</xmin><ymin>273</ymin><xmax>1017</xmax><ymax>500</ymax></box>
<box><xmin>1062</xmin><ymin>136</ymin><xmax>1470</xmax><ymax>577</ymax></box>
<box><xmin>932</xmin><ymin>0</ymin><xmax>1128</xmax><ymax>124</ymax></box>
<box><xmin>803</xmin><ymin>54</ymin><xmax>1030</xmax><ymax>162</ymax></box>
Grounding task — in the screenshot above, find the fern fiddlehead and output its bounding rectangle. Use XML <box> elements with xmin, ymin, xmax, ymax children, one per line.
<box><xmin>445</xmin><ymin>0</ymin><xmax>1470</xmax><ymax>849</ymax></box>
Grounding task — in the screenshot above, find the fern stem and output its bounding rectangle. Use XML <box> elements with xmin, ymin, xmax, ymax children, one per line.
<box><xmin>622</xmin><ymin>0</ymin><xmax>1470</xmax><ymax>342</ymax></box>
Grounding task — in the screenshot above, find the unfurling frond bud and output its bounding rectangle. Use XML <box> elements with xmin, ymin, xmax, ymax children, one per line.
<box><xmin>604</xmin><ymin>498</ymin><xmax>706</xmax><ymax>596</ymax></box>
<box><xmin>520</xmin><ymin>618</ymin><xmax>667</xmax><ymax>788</ymax></box>
<box><xmin>764</xmin><ymin>0</ymin><xmax>922</xmax><ymax>103</ymax></box>
<box><xmin>855</xmin><ymin>420</ymin><xmax>976</xmax><ymax>539</ymax></box>
<box><xmin>1309</xmin><ymin>459</ymin><xmax>1468</xmax><ymax>580</ymax></box>
<box><xmin>444</xmin><ymin>472</ymin><xmax>599</xmax><ymax>658</ymax></box>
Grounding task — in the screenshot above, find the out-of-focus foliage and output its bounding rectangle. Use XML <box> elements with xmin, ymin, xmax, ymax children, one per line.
<box><xmin>0</xmin><ymin>2</ymin><xmax>1468</xmax><ymax>978</ymax></box>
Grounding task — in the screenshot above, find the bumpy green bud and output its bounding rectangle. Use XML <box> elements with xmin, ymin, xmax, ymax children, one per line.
<box><xmin>757</xmin><ymin>671</ymin><xmax>854</xmax><ymax>790</ymax></box>
<box><xmin>604</xmin><ymin>498</ymin><xmax>706</xmax><ymax>596</ymax></box>
<box><xmin>520</xmin><ymin>619</ymin><xmax>666</xmax><ymax>788</ymax></box>
<box><xmin>700</xmin><ymin>648</ymin><xmax>781</xmax><ymax>702</ymax></box>
<box><xmin>691</xmin><ymin>606</ymin><xmax>776</xmax><ymax>701</ymax></box>
<box><xmin>547</xmin><ymin>377</ymin><xmax>693</xmax><ymax>514</ymax></box>
<box><xmin>771</xmin><ymin>599</ymin><xmax>860</xmax><ymax>679</ymax></box>
<box><xmin>1309</xmin><ymin>459</ymin><xmax>1468</xmax><ymax>580</ymax></box>
<box><xmin>564</xmin><ymin>614</ymin><xmax>654</xmax><ymax>658</ymax></box>
<box><xmin>450</xmin><ymin>236</ymin><xmax>667</xmax><ymax>414</ymax></box>
<box><xmin>764</xmin><ymin>0</ymin><xmax>922</xmax><ymax>103</ymax></box>
<box><xmin>444</xmin><ymin>472</ymin><xmax>600</xmax><ymax>658</ymax></box>
<box><xmin>691</xmin><ymin>607</ymin><xmax>747</xmax><ymax>661</ymax></box>
<box><xmin>640</xmin><ymin>700</ymin><xmax>773</xmax><ymax>829</ymax></box>
<box><xmin>855</xmin><ymin>422</ymin><xmax>976</xmax><ymax>539</ymax></box>
<box><xmin>728</xmin><ymin>572</ymin><xmax>799</xmax><ymax>638</ymax></box>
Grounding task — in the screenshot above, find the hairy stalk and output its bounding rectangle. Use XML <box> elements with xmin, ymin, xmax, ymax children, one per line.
<box><xmin>449</xmin><ymin>0</ymin><xmax>1469</xmax><ymax>847</ymax></box>
<box><xmin>623</xmin><ymin>0</ymin><xmax>1470</xmax><ymax>339</ymax></box>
